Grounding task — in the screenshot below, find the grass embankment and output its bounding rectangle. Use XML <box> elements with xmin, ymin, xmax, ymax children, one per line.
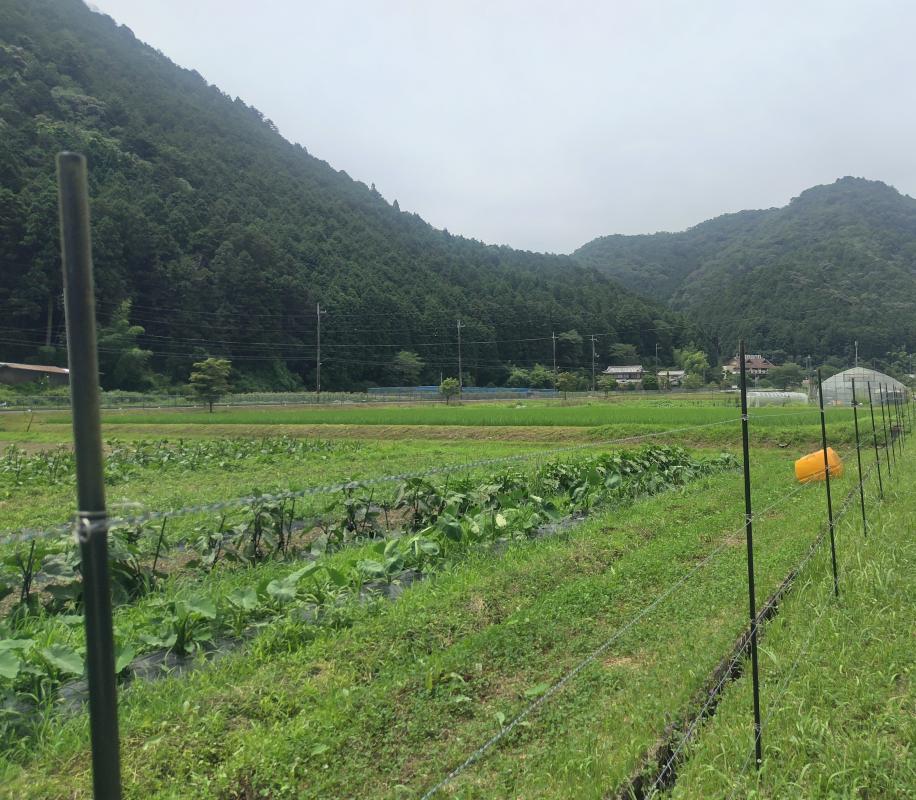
<box><xmin>667</xmin><ymin>453</ymin><xmax>916</xmax><ymax>798</ymax></box>
<box><xmin>0</xmin><ymin>447</ymin><xmax>873</xmax><ymax>799</ymax></box>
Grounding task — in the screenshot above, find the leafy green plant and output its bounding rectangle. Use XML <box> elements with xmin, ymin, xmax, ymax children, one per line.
<box><xmin>141</xmin><ymin>596</ymin><xmax>217</xmax><ymax>657</ymax></box>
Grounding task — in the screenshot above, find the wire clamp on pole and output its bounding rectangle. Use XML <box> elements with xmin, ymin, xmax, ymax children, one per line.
<box><xmin>74</xmin><ymin>510</ymin><xmax>108</xmax><ymax>544</ymax></box>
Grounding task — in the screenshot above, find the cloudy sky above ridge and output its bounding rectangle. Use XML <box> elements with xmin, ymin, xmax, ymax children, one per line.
<box><xmin>89</xmin><ymin>0</ymin><xmax>916</xmax><ymax>253</ymax></box>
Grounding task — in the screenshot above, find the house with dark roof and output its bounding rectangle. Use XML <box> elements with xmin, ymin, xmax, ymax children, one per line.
<box><xmin>723</xmin><ymin>354</ymin><xmax>776</xmax><ymax>378</ymax></box>
<box><xmin>0</xmin><ymin>362</ymin><xmax>70</xmax><ymax>386</ymax></box>
<box><xmin>601</xmin><ymin>365</ymin><xmax>644</xmax><ymax>384</ymax></box>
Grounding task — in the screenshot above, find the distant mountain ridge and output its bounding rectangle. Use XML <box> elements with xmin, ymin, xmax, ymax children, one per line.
<box><xmin>574</xmin><ymin>178</ymin><xmax>916</xmax><ymax>360</ymax></box>
<box><xmin>0</xmin><ymin>0</ymin><xmax>694</xmax><ymax>390</ymax></box>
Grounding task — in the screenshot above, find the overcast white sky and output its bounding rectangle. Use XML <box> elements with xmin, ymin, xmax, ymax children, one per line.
<box><xmin>88</xmin><ymin>0</ymin><xmax>916</xmax><ymax>253</ymax></box>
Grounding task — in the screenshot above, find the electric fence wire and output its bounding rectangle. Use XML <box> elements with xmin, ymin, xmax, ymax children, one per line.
<box><xmin>418</xmin><ymin>472</ymin><xmax>822</xmax><ymax>800</ymax></box>
<box><xmin>645</xmin><ymin>459</ymin><xmax>876</xmax><ymax>799</ymax></box>
<box><xmin>722</xmin><ymin>465</ymin><xmax>877</xmax><ymax>800</ymax></box>
<box><xmin>0</xmin><ymin>417</ymin><xmax>741</xmax><ymax>546</ymax></box>
<box><xmin>722</xmin><ymin>587</ymin><xmax>832</xmax><ymax>800</ymax></box>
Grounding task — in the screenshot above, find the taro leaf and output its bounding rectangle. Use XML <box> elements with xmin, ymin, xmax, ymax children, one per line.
<box><xmin>494</xmin><ymin>513</ymin><xmax>508</xmax><ymax>529</ymax></box>
<box><xmin>324</xmin><ymin>566</ymin><xmax>348</xmax><ymax>587</ymax></box>
<box><xmin>41</xmin><ymin>645</ymin><xmax>85</xmax><ymax>676</ymax></box>
<box><xmin>227</xmin><ymin>586</ymin><xmax>259</xmax><ymax>611</ymax></box>
<box><xmin>266</xmin><ymin>579</ymin><xmax>297</xmax><ymax>604</ymax></box>
<box><xmin>140</xmin><ymin>632</ymin><xmax>178</xmax><ymax>650</ymax></box>
<box><xmin>0</xmin><ymin>639</ymin><xmax>35</xmax><ymax>653</ymax></box>
<box><xmin>523</xmin><ymin>682</ymin><xmax>549</xmax><ymax>698</ymax></box>
<box><xmin>288</xmin><ymin>563</ymin><xmax>320</xmax><ymax>583</ymax></box>
<box><xmin>358</xmin><ymin>560</ymin><xmax>386</xmax><ymax>579</ymax></box>
<box><xmin>185</xmin><ymin>596</ymin><xmax>217</xmax><ymax>619</ymax></box>
<box><xmin>439</xmin><ymin>515</ymin><xmax>464</xmax><ymax>542</ymax></box>
<box><xmin>0</xmin><ymin>650</ymin><xmax>20</xmax><ymax>681</ymax></box>
<box><xmin>115</xmin><ymin>644</ymin><xmax>136</xmax><ymax>674</ymax></box>
<box><xmin>494</xmin><ymin>710</ymin><xmax>507</xmax><ymax>728</ymax></box>
<box><xmin>47</xmin><ymin>581</ymin><xmax>82</xmax><ymax>604</ymax></box>
<box><xmin>418</xmin><ymin>539</ymin><xmax>440</xmax><ymax>556</ymax></box>
<box><xmin>311</xmin><ymin>743</ymin><xmax>329</xmax><ymax>756</ymax></box>
<box><xmin>40</xmin><ymin>554</ymin><xmax>76</xmax><ymax>578</ymax></box>
<box><xmin>605</xmin><ymin>473</ymin><xmax>622</xmax><ymax>489</ymax></box>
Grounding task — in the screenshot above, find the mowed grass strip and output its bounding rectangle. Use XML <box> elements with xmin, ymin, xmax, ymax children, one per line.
<box><xmin>668</xmin><ymin>456</ymin><xmax>916</xmax><ymax>799</ymax></box>
<box><xmin>0</xmin><ymin>449</ymin><xmax>852</xmax><ymax>799</ymax></box>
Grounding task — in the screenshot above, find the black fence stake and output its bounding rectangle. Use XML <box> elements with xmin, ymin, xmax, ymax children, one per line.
<box><xmin>816</xmin><ymin>369</ymin><xmax>839</xmax><ymax>597</ymax></box>
<box><xmin>850</xmin><ymin>379</ymin><xmax>867</xmax><ymax>536</ymax></box>
<box><xmin>887</xmin><ymin>383</ymin><xmax>901</xmax><ymax>461</ymax></box>
<box><xmin>867</xmin><ymin>383</ymin><xmax>884</xmax><ymax>500</ymax></box>
<box><xmin>738</xmin><ymin>340</ymin><xmax>763</xmax><ymax>767</ymax></box>
<box><xmin>152</xmin><ymin>518</ymin><xmax>168</xmax><ymax>575</ymax></box>
<box><xmin>878</xmin><ymin>384</ymin><xmax>893</xmax><ymax>477</ymax></box>
<box><xmin>884</xmin><ymin>384</ymin><xmax>899</xmax><ymax>461</ymax></box>
<box><xmin>58</xmin><ymin>152</ymin><xmax>123</xmax><ymax>800</ymax></box>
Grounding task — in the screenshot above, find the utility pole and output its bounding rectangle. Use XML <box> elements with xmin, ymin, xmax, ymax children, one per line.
<box><xmin>854</xmin><ymin>340</ymin><xmax>858</xmax><ymax>369</ymax></box>
<box><xmin>457</xmin><ymin>319</ymin><xmax>464</xmax><ymax>398</ymax></box>
<box><xmin>655</xmin><ymin>342</ymin><xmax>660</xmax><ymax>367</ymax></box>
<box><xmin>552</xmin><ymin>331</ymin><xmax>557</xmax><ymax>387</ymax></box>
<box><xmin>806</xmin><ymin>355</ymin><xmax>812</xmax><ymax>401</ymax></box>
<box><xmin>590</xmin><ymin>334</ymin><xmax>597</xmax><ymax>392</ymax></box>
<box><xmin>316</xmin><ymin>302</ymin><xmax>322</xmax><ymax>403</ymax></box>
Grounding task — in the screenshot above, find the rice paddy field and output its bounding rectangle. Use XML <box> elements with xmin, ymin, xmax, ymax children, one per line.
<box><xmin>0</xmin><ymin>397</ymin><xmax>911</xmax><ymax>799</ymax></box>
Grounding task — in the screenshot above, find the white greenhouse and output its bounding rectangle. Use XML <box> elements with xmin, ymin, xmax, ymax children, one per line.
<box><xmin>819</xmin><ymin>367</ymin><xmax>909</xmax><ymax>406</ymax></box>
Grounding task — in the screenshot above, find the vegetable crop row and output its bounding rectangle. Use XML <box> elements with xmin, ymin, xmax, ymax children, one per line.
<box><xmin>0</xmin><ymin>445</ymin><xmax>736</xmax><ymax>750</ymax></box>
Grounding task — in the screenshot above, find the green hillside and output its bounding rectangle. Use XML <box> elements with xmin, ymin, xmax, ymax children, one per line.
<box><xmin>574</xmin><ymin>178</ymin><xmax>916</xmax><ymax>361</ymax></box>
<box><xmin>0</xmin><ymin>0</ymin><xmax>694</xmax><ymax>391</ymax></box>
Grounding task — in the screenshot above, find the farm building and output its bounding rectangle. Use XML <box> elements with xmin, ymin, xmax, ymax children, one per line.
<box><xmin>723</xmin><ymin>354</ymin><xmax>776</xmax><ymax>377</ymax></box>
<box><xmin>602</xmin><ymin>365</ymin><xmax>644</xmax><ymax>384</ymax></box>
<box><xmin>819</xmin><ymin>367</ymin><xmax>908</xmax><ymax>406</ymax></box>
<box><xmin>657</xmin><ymin>368</ymin><xmax>686</xmax><ymax>387</ymax></box>
<box><xmin>0</xmin><ymin>362</ymin><xmax>69</xmax><ymax>386</ymax></box>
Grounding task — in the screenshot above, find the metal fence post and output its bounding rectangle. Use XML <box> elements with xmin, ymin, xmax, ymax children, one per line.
<box><xmin>738</xmin><ymin>340</ymin><xmax>763</xmax><ymax>767</ymax></box>
<box><xmin>816</xmin><ymin>369</ymin><xmax>839</xmax><ymax>597</ymax></box>
<box><xmin>887</xmin><ymin>384</ymin><xmax>901</xmax><ymax>460</ymax></box>
<box><xmin>850</xmin><ymin>379</ymin><xmax>867</xmax><ymax>536</ymax></box>
<box><xmin>57</xmin><ymin>152</ymin><xmax>122</xmax><ymax>800</ymax></box>
<box><xmin>894</xmin><ymin>386</ymin><xmax>905</xmax><ymax>447</ymax></box>
<box><xmin>866</xmin><ymin>383</ymin><xmax>884</xmax><ymax>500</ymax></box>
<box><xmin>878</xmin><ymin>384</ymin><xmax>893</xmax><ymax>477</ymax></box>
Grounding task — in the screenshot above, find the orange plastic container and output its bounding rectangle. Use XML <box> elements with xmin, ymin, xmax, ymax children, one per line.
<box><xmin>794</xmin><ymin>448</ymin><xmax>844</xmax><ymax>483</ymax></box>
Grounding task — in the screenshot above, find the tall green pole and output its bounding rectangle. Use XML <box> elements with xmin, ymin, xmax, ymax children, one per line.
<box><xmin>850</xmin><ymin>379</ymin><xmax>867</xmax><ymax>536</ymax></box>
<box><xmin>816</xmin><ymin>369</ymin><xmax>839</xmax><ymax>597</ymax></box>
<box><xmin>58</xmin><ymin>152</ymin><xmax>122</xmax><ymax>800</ymax></box>
<box><xmin>738</xmin><ymin>340</ymin><xmax>763</xmax><ymax>766</ymax></box>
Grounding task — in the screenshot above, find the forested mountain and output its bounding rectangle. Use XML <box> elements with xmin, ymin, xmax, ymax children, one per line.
<box><xmin>0</xmin><ymin>0</ymin><xmax>699</xmax><ymax>391</ymax></box>
<box><xmin>574</xmin><ymin>178</ymin><xmax>916</xmax><ymax>362</ymax></box>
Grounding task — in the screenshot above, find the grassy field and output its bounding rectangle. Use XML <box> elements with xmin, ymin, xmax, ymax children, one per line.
<box><xmin>1</xmin><ymin>398</ymin><xmax>860</xmax><ymax>453</ymax></box>
<box><xmin>667</xmin><ymin>454</ymin><xmax>916</xmax><ymax>799</ymax></box>
<box><xmin>0</xmin><ymin>397</ymin><xmax>910</xmax><ymax>799</ymax></box>
<box><xmin>86</xmin><ymin>402</ymin><xmax>842</xmax><ymax>428</ymax></box>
